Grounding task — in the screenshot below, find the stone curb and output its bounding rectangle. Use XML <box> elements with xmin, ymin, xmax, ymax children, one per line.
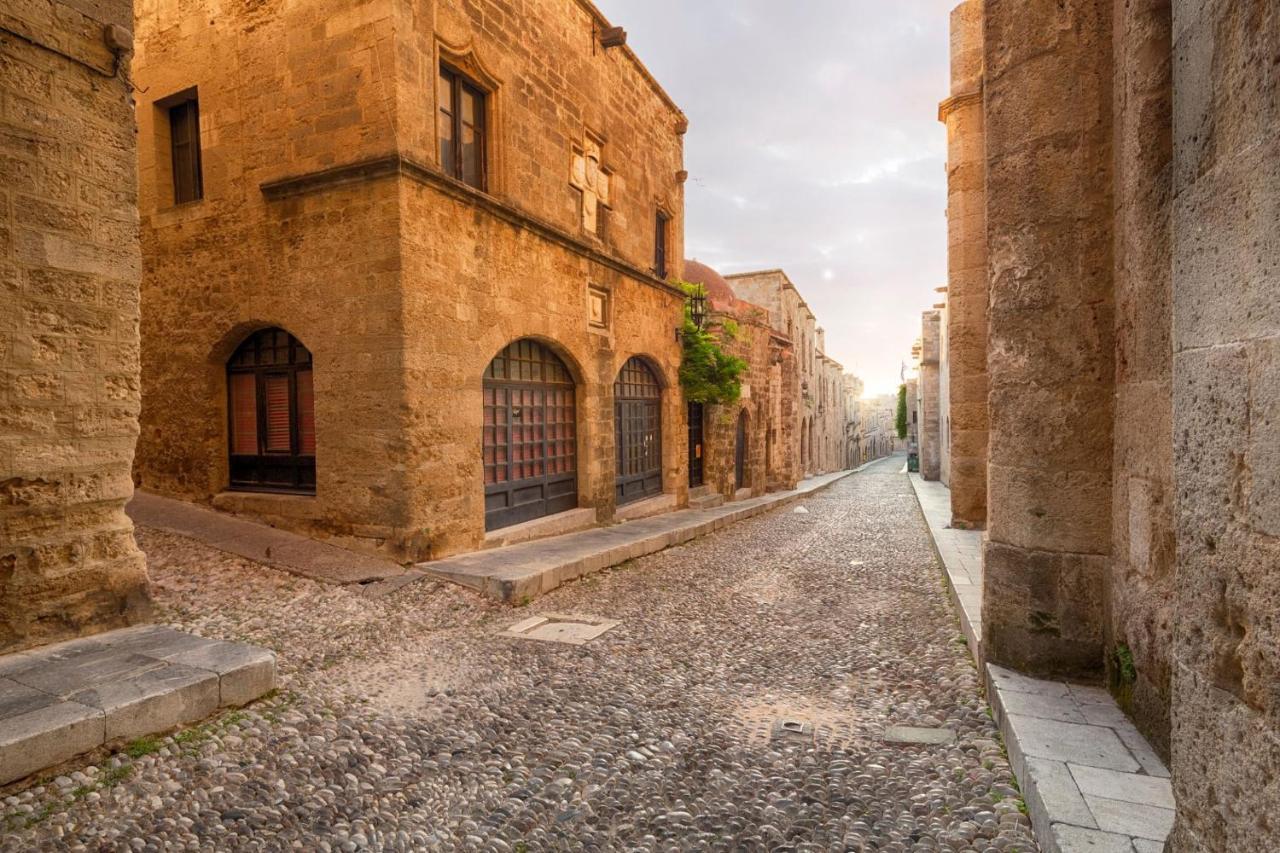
<box><xmin>0</xmin><ymin>626</ymin><xmax>277</xmax><ymax>786</ymax></box>
<box><xmin>418</xmin><ymin>467</ymin><xmax>865</xmax><ymax>603</ymax></box>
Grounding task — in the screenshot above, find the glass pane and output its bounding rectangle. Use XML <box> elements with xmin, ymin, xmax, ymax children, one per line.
<box><xmin>296</xmin><ymin>369</ymin><xmax>315</xmax><ymax>456</ymax></box>
<box><xmin>461</xmin><ymin>124</ymin><xmax>480</xmax><ymax>187</ymax></box>
<box><xmin>230</xmin><ymin>373</ymin><xmax>257</xmax><ymax>455</ymax></box>
<box><xmin>438</xmin><ymin>113</ymin><xmax>455</xmax><ymax>176</ymax></box>
<box><xmin>264</xmin><ymin>375</ymin><xmax>292</xmax><ymax>453</ymax></box>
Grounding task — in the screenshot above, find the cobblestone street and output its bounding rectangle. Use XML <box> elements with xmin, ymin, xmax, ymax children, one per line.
<box><xmin>2</xmin><ymin>457</ymin><xmax>1035</xmax><ymax>852</ymax></box>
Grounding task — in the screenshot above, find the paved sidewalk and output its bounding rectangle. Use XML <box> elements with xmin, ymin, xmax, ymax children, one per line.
<box><xmin>420</xmin><ymin>469</ymin><xmax>855</xmax><ymax>602</ymax></box>
<box><xmin>0</xmin><ymin>625</ymin><xmax>274</xmax><ymax>786</ymax></box>
<box><xmin>908</xmin><ymin>473</ymin><xmax>1174</xmax><ymax>853</ymax></box>
<box><xmin>909</xmin><ymin>473</ymin><xmax>984</xmax><ymax>661</ymax></box>
<box><xmin>128</xmin><ymin>491</ymin><xmax>406</xmax><ymax>585</ymax></box>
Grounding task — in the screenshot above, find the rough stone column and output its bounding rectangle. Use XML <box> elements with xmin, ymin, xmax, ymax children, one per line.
<box><xmin>981</xmin><ymin>0</ymin><xmax>1115</xmax><ymax>678</ymax></box>
<box><xmin>1168</xmin><ymin>2</ymin><xmax>1280</xmax><ymax>849</ymax></box>
<box><xmin>0</xmin><ymin>0</ymin><xmax>153</xmax><ymax>651</ymax></box>
<box><xmin>939</xmin><ymin>0</ymin><xmax>989</xmax><ymax>527</ymax></box>
<box><xmin>1108</xmin><ymin>0</ymin><xmax>1174</xmax><ymax>760</ymax></box>
<box><xmin>919</xmin><ymin>310</ymin><xmax>942</xmax><ymax>481</ymax></box>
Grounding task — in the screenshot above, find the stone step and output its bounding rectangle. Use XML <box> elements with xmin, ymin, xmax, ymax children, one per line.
<box><xmin>0</xmin><ymin>625</ymin><xmax>276</xmax><ymax>786</ymax></box>
<box><xmin>688</xmin><ymin>487</ymin><xmax>725</xmax><ymax>510</ymax></box>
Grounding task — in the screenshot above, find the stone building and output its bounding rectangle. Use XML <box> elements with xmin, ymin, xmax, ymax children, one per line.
<box><xmin>0</xmin><ymin>0</ymin><xmax>152</xmax><ymax>651</ymax></box>
<box><xmin>842</xmin><ymin>374</ymin><xmax>864</xmax><ymax>468</ymax></box>
<box><xmin>682</xmin><ymin>261</ymin><xmax>796</xmax><ymax>503</ymax></box>
<box><xmin>722</xmin><ymin>269</ymin><xmax>847</xmax><ymax>477</ymax></box>
<box><xmin>940</xmin><ymin>1</ymin><xmax>1279</xmax><ymax>847</ymax></box>
<box><xmin>917</xmin><ymin>310</ymin><xmax>942</xmax><ymax>481</ymax></box>
<box><xmin>132</xmin><ymin>0</ymin><xmax>689</xmax><ymax>561</ymax></box>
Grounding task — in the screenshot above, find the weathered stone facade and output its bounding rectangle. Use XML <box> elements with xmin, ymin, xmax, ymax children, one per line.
<box><xmin>942</xmin><ymin>1</ymin><xmax>1279</xmax><ymax>847</ymax></box>
<box><xmin>918</xmin><ymin>310</ymin><xmax>942</xmax><ymax>481</ymax></box>
<box><xmin>133</xmin><ymin>0</ymin><xmax>688</xmax><ymax>561</ymax></box>
<box><xmin>681</xmin><ymin>261</ymin><xmax>793</xmax><ymax>501</ymax></box>
<box><xmin>0</xmin><ymin>0</ymin><xmax>153</xmax><ymax>652</ymax></box>
<box><xmin>722</xmin><ymin>269</ymin><xmax>848</xmax><ymax>479</ymax></box>
<box><xmin>938</xmin><ymin>0</ymin><xmax>988</xmax><ymax>528</ymax></box>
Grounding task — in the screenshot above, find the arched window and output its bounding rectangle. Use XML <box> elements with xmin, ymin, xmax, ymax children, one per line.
<box><xmin>614</xmin><ymin>357</ymin><xmax>662</xmax><ymax>504</ymax></box>
<box><xmin>483</xmin><ymin>339</ymin><xmax>577</xmax><ymax>530</ymax></box>
<box><xmin>227</xmin><ymin>328</ymin><xmax>316</xmax><ymax>493</ymax></box>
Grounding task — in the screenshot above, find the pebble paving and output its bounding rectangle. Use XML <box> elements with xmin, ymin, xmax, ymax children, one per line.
<box><xmin>1</xmin><ymin>457</ymin><xmax>1037</xmax><ymax>852</ymax></box>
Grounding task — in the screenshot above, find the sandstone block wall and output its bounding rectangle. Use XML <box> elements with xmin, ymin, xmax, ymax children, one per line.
<box><xmin>919</xmin><ymin>310</ymin><xmax>941</xmax><ymax>481</ymax></box>
<box><xmin>1168</xmin><ymin>1</ymin><xmax>1280</xmax><ymax>847</ymax></box>
<box><xmin>133</xmin><ymin>0</ymin><xmax>689</xmax><ymax>561</ymax></box>
<box><xmin>0</xmin><ymin>0</ymin><xmax>152</xmax><ymax>651</ymax></box>
<box><xmin>940</xmin><ymin>0</ymin><xmax>989</xmax><ymax>528</ymax></box>
<box><xmin>1108</xmin><ymin>0</ymin><xmax>1175</xmax><ymax>760</ymax></box>
<box><xmin>981</xmin><ymin>0</ymin><xmax>1115</xmax><ymax>678</ymax></box>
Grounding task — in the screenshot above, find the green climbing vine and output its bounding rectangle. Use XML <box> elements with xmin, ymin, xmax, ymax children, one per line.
<box><xmin>677</xmin><ymin>281</ymin><xmax>748</xmax><ymax>405</ymax></box>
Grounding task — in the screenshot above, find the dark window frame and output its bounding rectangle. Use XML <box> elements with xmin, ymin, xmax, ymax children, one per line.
<box><xmin>165</xmin><ymin>91</ymin><xmax>203</xmax><ymax>205</ymax></box>
<box><xmin>654</xmin><ymin>210</ymin><xmax>670</xmax><ymax>278</ymax></box>
<box><xmin>438</xmin><ymin>63</ymin><xmax>488</xmax><ymax>191</ymax></box>
<box><xmin>226</xmin><ymin>328</ymin><xmax>316</xmax><ymax>495</ymax></box>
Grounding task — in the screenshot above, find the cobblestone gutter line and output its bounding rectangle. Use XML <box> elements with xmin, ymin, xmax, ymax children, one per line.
<box><xmin>907</xmin><ymin>473</ymin><xmax>1175</xmax><ymax>853</ymax></box>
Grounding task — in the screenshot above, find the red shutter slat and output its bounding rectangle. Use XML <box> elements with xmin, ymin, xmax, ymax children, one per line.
<box><xmin>264</xmin><ymin>375</ymin><xmax>291</xmax><ymax>452</ymax></box>
<box><xmin>230</xmin><ymin>373</ymin><xmax>258</xmax><ymax>454</ymax></box>
<box><xmin>297</xmin><ymin>369</ymin><xmax>315</xmax><ymax>456</ymax></box>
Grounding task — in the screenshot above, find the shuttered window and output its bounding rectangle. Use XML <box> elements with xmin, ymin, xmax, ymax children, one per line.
<box><xmin>226</xmin><ymin>328</ymin><xmax>316</xmax><ymax>494</ymax></box>
<box><xmin>168</xmin><ymin>96</ymin><xmax>203</xmax><ymax>204</ymax></box>
<box><xmin>438</xmin><ymin>65</ymin><xmax>487</xmax><ymax>190</ymax></box>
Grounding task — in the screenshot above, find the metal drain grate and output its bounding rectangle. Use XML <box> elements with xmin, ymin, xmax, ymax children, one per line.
<box><xmin>771</xmin><ymin>718</ymin><xmax>815</xmax><ymax>744</ymax></box>
<box><xmin>502</xmin><ymin>614</ymin><xmax>619</xmax><ymax>646</ymax></box>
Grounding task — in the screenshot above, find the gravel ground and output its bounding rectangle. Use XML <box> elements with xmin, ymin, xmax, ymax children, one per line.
<box><xmin>2</xmin><ymin>457</ymin><xmax>1037</xmax><ymax>852</ymax></box>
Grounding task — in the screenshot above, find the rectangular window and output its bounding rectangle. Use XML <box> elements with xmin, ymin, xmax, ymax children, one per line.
<box><xmin>438</xmin><ymin>65</ymin><xmax>486</xmax><ymax>190</ymax></box>
<box><xmin>168</xmin><ymin>96</ymin><xmax>203</xmax><ymax>204</ymax></box>
<box><xmin>654</xmin><ymin>211</ymin><xmax>669</xmax><ymax>278</ymax></box>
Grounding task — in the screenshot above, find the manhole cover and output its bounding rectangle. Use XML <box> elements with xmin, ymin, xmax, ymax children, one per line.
<box><xmin>883</xmin><ymin>726</ymin><xmax>956</xmax><ymax>745</ymax></box>
<box><xmin>503</xmin><ymin>614</ymin><xmax>619</xmax><ymax>646</ymax></box>
<box><xmin>771</xmin><ymin>718</ymin><xmax>814</xmax><ymax>743</ymax></box>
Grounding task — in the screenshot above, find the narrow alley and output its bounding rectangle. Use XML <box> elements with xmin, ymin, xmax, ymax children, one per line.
<box><xmin>2</xmin><ymin>457</ymin><xmax>1034</xmax><ymax>851</ymax></box>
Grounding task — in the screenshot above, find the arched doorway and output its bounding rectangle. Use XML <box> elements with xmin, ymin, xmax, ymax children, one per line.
<box><xmin>614</xmin><ymin>357</ymin><xmax>663</xmax><ymax>504</ymax></box>
<box><xmin>482</xmin><ymin>339</ymin><xmax>578</xmax><ymax>530</ymax></box>
<box><xmin>227</xmin><ymin>328</ymin><xmax>316</xmax><ymax>494</ymax></box>
<box><xmin>734</xmin><ymin>409</ymin><xmax>748</xmax><ymax>490</ymax></box>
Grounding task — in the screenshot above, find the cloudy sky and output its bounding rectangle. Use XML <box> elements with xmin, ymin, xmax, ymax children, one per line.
<box><xmin>594</xmin><ymin>0</ymin><xmax>953</xmax><ymax>397</ymax></box>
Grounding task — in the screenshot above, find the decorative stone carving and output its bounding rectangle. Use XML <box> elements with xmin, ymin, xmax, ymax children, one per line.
<box><xmin>570</xmin><ymin>135</ymin><xmax>610</xmax><ymax>234</ymax></box>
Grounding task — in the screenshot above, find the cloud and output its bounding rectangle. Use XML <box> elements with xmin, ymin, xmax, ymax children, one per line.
<box><xmin>594</xmin><ymin>0</ymin><xmax>954</xmax><ymax>396</ymax></box>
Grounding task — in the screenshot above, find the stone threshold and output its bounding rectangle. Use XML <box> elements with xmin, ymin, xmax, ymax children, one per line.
<box><xmin>418</xmin><ymin>469</ymin><xmax>855</xmax><ymax>603</ymax></box>
<box><xmin>907</xmin><ymin>473</ymin><xmax>1174</xmax><ymax>853</ymax></box>
<box><xmin>0</xmin><ymin>625</ymin><xmax>276</xmax><ymax>787</ymax></box>
<box><xmin>128</xmin><ymin>490</ymin><xmax>406</xmax><ymax>585</ymax></box>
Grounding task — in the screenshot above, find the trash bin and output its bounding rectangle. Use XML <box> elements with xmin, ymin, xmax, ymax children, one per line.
<box><xmin>907</xmin><ymin>452</ymin><xmax>920</xmax><ymax>473</ymax></box>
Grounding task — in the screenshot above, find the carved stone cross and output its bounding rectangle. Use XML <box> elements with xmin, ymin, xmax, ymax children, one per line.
<box><xmin>570</xmin><ymin>137</ymin><xmax>610</xmax><ymax>234</ymax></box>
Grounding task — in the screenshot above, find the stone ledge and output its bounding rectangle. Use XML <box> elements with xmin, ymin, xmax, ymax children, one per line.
<box><xmin>419</xmin><ymin>469</ymin><xmax>856</xmax><ymax>603</ymax></box>
<box><xmin>614</xmin><ymin>493</ymin><xmax>676</xmax><ymax>522</ymax></box>
<box><xmin>483</xmin><ymin>507</ymin><xmax>598</xmax><ymax>549</ymax></box>
<box><xmin>0</xmin><ymin>626</ymin><xmax>276</xmax><ymax>786</ymax></box>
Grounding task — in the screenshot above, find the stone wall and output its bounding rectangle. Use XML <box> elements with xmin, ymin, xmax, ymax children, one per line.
<box><xmin>0</xmin><ymin>0</ymin><xmax>152</xmax><ymax>651</ymax></box>
<box><xmin>939</xmin><ymin>0</ymin><xmax>988</xmax><ymax>528</ymax></box>
<box><xmin>1108</xmin><ymin>0</ymin><xmax>1175</xmax><ymax>760</ymax></box>
<box><xmin>133</xmin><ymin>0</ymin><xmax>688</xmax><ymax>560</ymax></box>
<box><xmin>1167</xmin><ymin>1</ymin><xmax>1280</xmax><ymax>848</ymax></box>
<box><xmin>919</xmin><ymin>310</ymin><xmax>941</xmax><ymax>481</ymax></box>
<box><xmin>980</xmin><ymin>0</ymin><xmax>1115</xmax><ymax>679</ymax></box>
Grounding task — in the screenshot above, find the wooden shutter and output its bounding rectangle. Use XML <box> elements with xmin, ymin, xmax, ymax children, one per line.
<box><xmin>230</xmin><ymin>372</ymin><xmax>258</xmax><ymax>454</ymax></box>
<box><xmin>263</xmin><ymin>375</ymin><xmax>292</xmax><ymax>453</ymax></box>
<box><xmin>296</xmin><ymin>369</ymin><xmax>316</xmax><ymax>456</ymax></box>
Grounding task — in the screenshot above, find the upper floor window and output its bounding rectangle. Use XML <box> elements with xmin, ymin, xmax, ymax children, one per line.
<box><xmin>438</xmin><ymin>65</ymin><xmax>487</xmax><ymax>190</ymax></box>
<box><xmin>165</xmin><ymin>91</ymin><xmax>203</xmax><ymax>204</ymax></box>
<box><xmin>654</xmin><ymin>211</ymin><xmax>670</xmax><ymax>278</ymax></box>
